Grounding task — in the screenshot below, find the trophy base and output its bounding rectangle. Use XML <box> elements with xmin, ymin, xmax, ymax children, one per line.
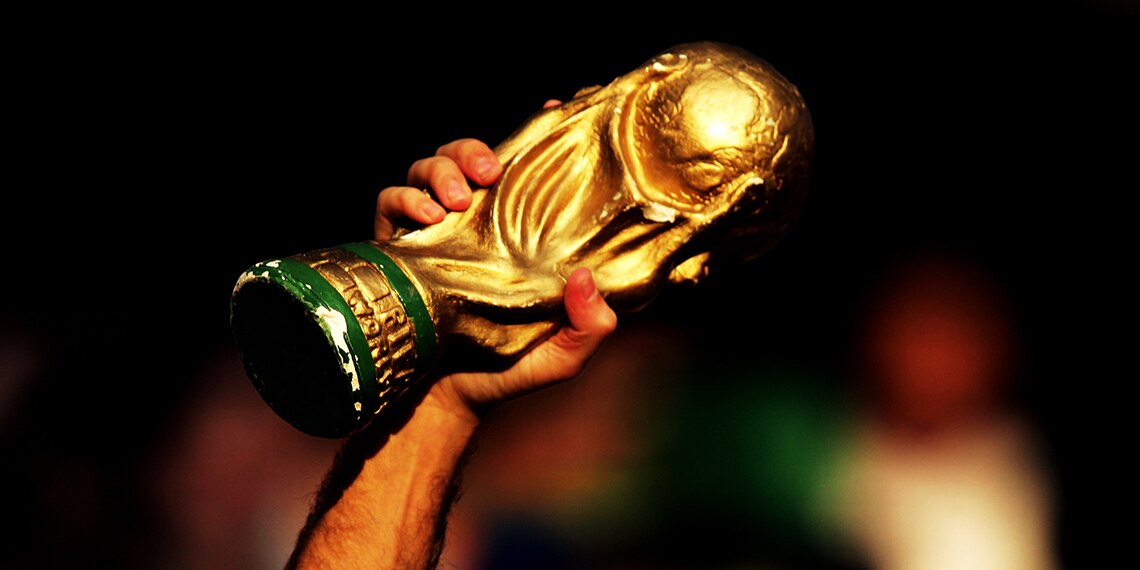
<box><xmin>230</xmin><ymin>243</ymin><xmax>435</xmax><ymax>438</ymax></box>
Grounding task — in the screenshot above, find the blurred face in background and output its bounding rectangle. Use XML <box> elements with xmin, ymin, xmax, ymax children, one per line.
<box><xmin>860</xmin><ymin>256</ymin><xmax>1017</xmax><ymax>431</ymax></box>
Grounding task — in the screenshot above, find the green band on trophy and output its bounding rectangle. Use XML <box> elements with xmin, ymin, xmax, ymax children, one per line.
<box><xmin>340</xmin><ymin>241</ymin><xmax>437</xmax><ymax>374</ymax></box>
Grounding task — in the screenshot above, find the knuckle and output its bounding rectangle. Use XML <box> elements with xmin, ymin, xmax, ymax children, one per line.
<box><xmin>595</xmin><ymin>312</ymin><xmax>618</xmax><ymax>335</ymax></box>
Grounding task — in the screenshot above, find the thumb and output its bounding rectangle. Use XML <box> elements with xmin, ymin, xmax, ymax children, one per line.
<box><xmin>549</xmin><ymin>268</ymin><xmax>618</xmax><ymax>360</ymax></box>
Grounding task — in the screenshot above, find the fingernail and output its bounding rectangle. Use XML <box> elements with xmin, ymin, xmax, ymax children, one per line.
<box><xmin>421</xmin><ymin>201</ymin><xmax>445</xmax><ymax>220</ymax></box>
<box><xmin>444</xmin><ymin>179</ymin><xmax>465</xmax><ymax>203</ymax></box>
<box><xmin>475</xmin><ymin>156</ymin><xmax>499</xmax><ymax>182</ymax></box>
<box><xmin>580</xmin><ymin>271</ymin><xmax>599</xmax><ymax>302</ymax></box>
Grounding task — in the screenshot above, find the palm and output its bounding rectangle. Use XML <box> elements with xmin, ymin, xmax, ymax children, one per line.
<box><xmin>431</xmin><ymin>266</ymin><xmax>613</xmax><ymax>414</ymax></box>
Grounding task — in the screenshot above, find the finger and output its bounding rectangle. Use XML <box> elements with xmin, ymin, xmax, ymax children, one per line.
<box><xmin>406</xmin><ymin>156</ymin><xmax>473</xmax><ymax>211</ymax></box>
<box><xmin>374</xmin><ymin>186</ymin><xmax>445</xmax><ymax>240</ymax></box>
<box><xmin>435</xmin><ymin>138</ymin><xmax>502</xmax><ymax>188</ymax></box>
<box><xmin>523</xmin><ymin>268</ymin><xmax>617</xmax><ymax>381</ymax></box>
<box><xmin>543</xmin><ymin>99</ymin><xmax>562</xmax><ymax>109</ymax></box>
<box><xmin>557</xmin><ymin>268</ymin><xmax>618</xmax><ymax>355</ymax></box>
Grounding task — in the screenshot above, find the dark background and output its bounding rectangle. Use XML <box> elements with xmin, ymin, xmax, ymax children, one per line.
<box><xmin>3</xmin><ymin>3</ymin><xmax>1133</xmax><ymax>567</ymax></box>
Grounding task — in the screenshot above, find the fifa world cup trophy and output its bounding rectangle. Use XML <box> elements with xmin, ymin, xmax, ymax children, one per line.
<box><xmin>230</xmin><ymin>42</ymin><xmax>814</xmax><ymax>437</ymax></box>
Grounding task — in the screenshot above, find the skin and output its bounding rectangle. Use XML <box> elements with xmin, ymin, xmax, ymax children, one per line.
<box><xmin>289</xmin><ymin>118</ymin><xmax>618</xmax><ymax>569</ymax></box>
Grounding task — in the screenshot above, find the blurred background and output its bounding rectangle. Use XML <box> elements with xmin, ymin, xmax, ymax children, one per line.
<box><xmin>2</xmin><ymin>2</ymin><xmax>1132</xmax><ymax>568</ymax></box>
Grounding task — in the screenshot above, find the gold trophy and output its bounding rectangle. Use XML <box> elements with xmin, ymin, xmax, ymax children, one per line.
<box><xmin>230</xmin><ymin>41</ymin><xmax>814</xmax><ymax>437</ymax></box>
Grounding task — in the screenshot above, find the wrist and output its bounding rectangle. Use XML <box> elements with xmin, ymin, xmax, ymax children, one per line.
<box><xmin>419</xmin><ymin>379</ymin><xmax>483</xmax><ymax>435</ymax></box>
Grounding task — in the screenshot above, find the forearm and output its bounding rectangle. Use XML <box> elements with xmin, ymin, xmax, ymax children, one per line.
<box><xmin>289</xmin><ymin>392</ymin><xmax>480</xmax><ymax>570</ymax></box>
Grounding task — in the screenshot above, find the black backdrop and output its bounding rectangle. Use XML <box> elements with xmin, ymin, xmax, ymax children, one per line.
<box><xmin>3</xmin><ymin>3</ymin><xmax>1133</xmax><ymax>567</ymax></box>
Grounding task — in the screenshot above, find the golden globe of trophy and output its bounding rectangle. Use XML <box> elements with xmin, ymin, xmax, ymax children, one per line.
<box><xmin>230</xmin><ymin>42</ymin><xmax>814</xmax><ymax>438</ymax></box>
